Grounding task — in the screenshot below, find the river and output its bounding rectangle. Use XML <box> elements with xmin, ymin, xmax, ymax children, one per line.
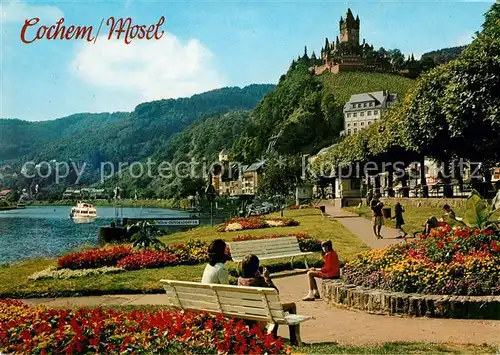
<box><xmin>0</xmin><ymin>206</ymin><xmax>188</xmax><ymax>264</ymax></box>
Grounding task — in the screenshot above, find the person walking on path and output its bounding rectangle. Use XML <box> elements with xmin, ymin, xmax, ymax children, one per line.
<box><xmin>366</xmin><ymin>189</ymin><xmax>373</xmax><ymax>206</ymax></box>
<box><xmin>370</xmin><ymin>194</ymin><xmax>384</xmax><ymax>239</ymax></box>
<box><xmin>302</xmin><ymin>240</ymin><xmax>340</xmax><ymax>301</ymax></box>
<box><xmin>393</xmin><ymin>202</ymin><xmax>407</xmax><ymax>239</ymax></box>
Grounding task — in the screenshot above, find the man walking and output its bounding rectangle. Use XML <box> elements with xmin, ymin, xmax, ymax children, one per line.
<box><xmin>370</xmin><ymin>193</ymin><xmax>384</xmax><ymax>239</ymax></box>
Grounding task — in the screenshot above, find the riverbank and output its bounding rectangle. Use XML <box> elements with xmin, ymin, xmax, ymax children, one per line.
<box><xmin>0</xmin><ymin>200</ymin><xmax>18</xmax><ymax>211</ymax></box>
<box><xmin>29</xmin><ymin>199</ymin><xmax>181</xmax><ymax>209</ymax></box>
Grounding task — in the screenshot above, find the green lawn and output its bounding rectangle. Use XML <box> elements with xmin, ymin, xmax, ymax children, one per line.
<box><xmin>294</xmin><ymin>342</ymin><xmax>496</xmax><ymax>354</ymax></box>
<box><xmin>345</xmin><ymin>204</ymin><xmax>466</xmax><ymax>236</ymax></box>
<box><xmin>160</xmin><ymin>209</ymin><xmax>369</xmax><ymax>261</ymax></box>
<box><xmin>0</xmin><ymin>210</ymin><xmax>369</xmax><ymax>298</ymax></box>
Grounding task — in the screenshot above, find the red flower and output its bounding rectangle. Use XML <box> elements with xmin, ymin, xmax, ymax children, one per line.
<box><xmin>437</xmin><ymin>241</ymin><xmax>444</xmax><ymax>248</ymax></box>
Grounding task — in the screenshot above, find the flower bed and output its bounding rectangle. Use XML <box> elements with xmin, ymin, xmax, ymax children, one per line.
<box><xmin>58</xmin><ymin>246</ymin><xmax>134</xmax><ymax>270</ymax></box>
<box><xmin>232</xmin><ymin>233</ymin><xmax>322</xmax><ymax>252</ymax></box>
<box><xmin>117</xmin><ymin>252</ymin><xmax>180</xmax><ymax>270</ymax></box>
<box><xmin>343</xmin><ymin>225</ymin><xmax>500</xmax><ymax>296</ymax></box>
<box><xmin>0</xmin><ymin>299</ymin><xmax>287</xmax><ymax>354</ymax></box>
<box><xmin>29</xmin><ymin>266</ymin><xmax>125</xmax><ymax>280</ymax></box>
<box><xmin>217</xmin><ymin>217</ymin><xmax>299</xmax><ymax>232</ymax></box>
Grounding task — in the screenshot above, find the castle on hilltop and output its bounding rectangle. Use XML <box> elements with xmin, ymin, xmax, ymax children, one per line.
<box><xmin>312</xmin><ymin>8</ymin><xmax>380</xmax><ymax>75</ymax></box>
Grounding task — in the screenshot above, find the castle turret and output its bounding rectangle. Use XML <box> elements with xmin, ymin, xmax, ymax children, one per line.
<box><xmin>339</xmin><ymin>8</ymin><xmax>360</xmax><ymax>46</ymax></box>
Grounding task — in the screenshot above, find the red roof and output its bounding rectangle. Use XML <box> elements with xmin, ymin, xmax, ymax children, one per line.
<box><xmin>0</xmin><ymin>189</ymin><xmax>12</xmax><ymax>196</ymax></box>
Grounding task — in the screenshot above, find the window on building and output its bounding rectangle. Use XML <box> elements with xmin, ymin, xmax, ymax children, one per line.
<box><xmin>353</xmin><ymin>113</ymin><xmax>357</xmax><ymax>118</ymax></box>
<box><xmin>363</xmin><ymin>102</ymin><xmax>367</xmax><ymax>108</ymax></box>
<box><xmin>361</xmin><ymin>122</ymin><xmax>364</xmax><ymax>126</ymax></box>
<box><xmin>360</xmin><ymin>111</ymin><xmax>365</xmax><ymax>117</ymax></box>
<box><xmin>352</xmin><ymin>104</ymin><xmax>356</xmax><ymax>109</ymax></box>
<box><xmin>353</xmin><ymin>122</ymin><xmax>357</xmax><ymax>126</ymax></box>
<box><xmin>354</xmin><ymin>128</ymin><xmax>357</xmax><ymax>133</ymax></box>
<box><xmin>347</xmin><ymin>123</ymin><xmax>351</xmax><ymax>127</ymax></box>
<box><xmin>367</xmin><ymin>111</ymin><xmax>372</xmax><ymax>116</ymax></box>
<box><xmin>347</xmin><ymin>129</ymin><xmax>351</xmax><ymax>135</ymax></box>
<box><xmin>368</xmin><ymin>121</ymin><xmax>372</xmax><ymax>125</ymax></box>
<box><xmin>347</xmin><ymin>113</ymin><xmax>351</xmax><ymax>118</ymax></box>
<box><xmin>374</xmin><ymin>110</ymin><xmax>379</xmax><ymax>115</ymax></box>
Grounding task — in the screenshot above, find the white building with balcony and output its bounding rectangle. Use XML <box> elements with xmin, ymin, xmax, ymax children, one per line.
<box><xmin>341</xmin><ymin>90</ymin><xmax>398</xmax><ymax>136</ymax></box>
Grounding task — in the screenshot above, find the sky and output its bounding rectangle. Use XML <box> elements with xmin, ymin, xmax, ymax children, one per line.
<box><xmin>0</xmin><ymin>0</ymin><xmax>494</xmax><ymax>121</ymax></box>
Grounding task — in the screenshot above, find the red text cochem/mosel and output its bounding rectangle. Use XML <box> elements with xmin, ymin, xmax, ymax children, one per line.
<box><xmin>20</xmin><ymin>16</ymin><xmax>165</xmax><ymax>44</ymax></box>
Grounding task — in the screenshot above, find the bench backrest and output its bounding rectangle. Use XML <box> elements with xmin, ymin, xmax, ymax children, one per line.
<box><xmin>227</xmin><ymin>236</ymin><xmax>302</xmax><ymax>261</ymax></box>
<box><xmin>160</xmin><ymin>279</ymin><xmax>286</xmax><ymax>323</ymax></box>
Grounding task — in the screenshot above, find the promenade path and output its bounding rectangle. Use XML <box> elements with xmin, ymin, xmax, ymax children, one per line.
<box><xmin>321</xmin><ymin>201</ymin><xmax>406</xmax><ymax>249</ymax></box>
<box><xmin>19</xmin><ymin>203</ymin><xmax>500</xmax><ymax>346</ymax></box>
<box><xmin>22</xmin><ymin>274</ymin><xmax>500</xmax><ymax>346</ymax></box>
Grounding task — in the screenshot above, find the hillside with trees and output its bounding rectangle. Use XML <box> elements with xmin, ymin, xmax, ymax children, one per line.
<box><xmin>232</xmin><ymin>63</ymin><xmax>414</xmax><ymax>163</ymax></box>
<box><xmin>420</xmin><ymin>46</ymin><xmax>468</xmax><ymax>64</ymax></box>
<box><xmin>107</xmin><ymin>110</ymin><xmax>252</xmax><ymax>199</ymax></box>
<box><xmin>0</xmin><ymin>85</ymin><xmax>274</xmax><ymax>184</ymax></box>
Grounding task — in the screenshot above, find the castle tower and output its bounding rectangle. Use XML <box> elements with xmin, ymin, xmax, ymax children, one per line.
<box><xmin>339</xmin><ymin>8</ymin><xmax>360</xmax><ymax>46</ymax></box>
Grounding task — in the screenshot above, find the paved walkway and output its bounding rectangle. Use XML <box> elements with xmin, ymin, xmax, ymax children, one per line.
<box><xmin>22</xmin><ymin>274</ymin><xmax>500</xmax><ymax>346</ymax></box>
<box><xmin>321</xmin><ymin>201</ymin><xmax>405</xmax><ymax>249</ymax></box>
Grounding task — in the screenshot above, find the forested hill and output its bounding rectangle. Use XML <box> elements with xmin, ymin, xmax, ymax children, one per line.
<box><xmin>0</xmin><ymin>84</ymin><xmax>274</xmax><ymax>173</ymax></box>
<box><xmin>0</xmin><ymin>113</ymin><xmax>129</xmax><ymax>161</ymax></box>
<box><xmin>420</xmin><ymin>46</ymin><xmax>467</xmax><ymax>64</ymax></box>
<box><xmin>107</xmin><ymin>110</ymin><xmax>252</xmax><ymax>198</ymax></box>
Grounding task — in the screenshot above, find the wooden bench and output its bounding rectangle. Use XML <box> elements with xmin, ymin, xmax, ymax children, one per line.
<box><xmin>227</xmin><ymin>236</ymin><xmax>313</xmax><ymax>269</ymax></box>
<box><xmin>160</xmin><ymin>279</ymin><xmax>312</xmax><ymax>345</ymax></box>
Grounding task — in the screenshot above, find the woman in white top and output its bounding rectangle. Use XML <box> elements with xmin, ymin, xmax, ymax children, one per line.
<box><xmin>201</xmin><ymin>239</ymin><xmax>229</xmax><ymax>284</ymax></box>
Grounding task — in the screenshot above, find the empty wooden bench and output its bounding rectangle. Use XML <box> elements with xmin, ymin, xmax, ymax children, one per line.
<box><xmin>160</xmin><ymin>279</ymin><xmax>312</xmax><ymax>345</ymax></box>
<box><xmin>227</xmin><ymin>236</ymin><xmax>313</xmax><ymax>269</ymax></box>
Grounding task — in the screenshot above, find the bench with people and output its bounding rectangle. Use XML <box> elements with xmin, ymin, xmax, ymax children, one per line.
<box><xmin>160</xmin><ymin>238</ymin><xmax>341</xmax><ymax>345</ymax></box>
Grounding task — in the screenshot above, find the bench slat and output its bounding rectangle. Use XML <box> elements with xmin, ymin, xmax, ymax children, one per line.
<box><xmin>233</xmin><ymin>252</ymin><xmax>313</xmax><ymax>262</ymax></box>
<box><xmin>217</xmin><ymin>290</ymin><xmax>280</xmax><ymax>303</ymax></box>
<box><xmin>262</xmin><ymin>251</ymin><xmax>312</xmax><ymax>258</ymax></box>
<box><xmin>161</xmin><ymin>280</ymin><xmax>278</xmax><ymax>295</ymax></box>
<box><xmin>220</xmin><ymin>303</ymin><xmax>285</xmax><ymax>321</ymax></box>
<box><xmin>218</xmin><ymin>296</ymin><xmax>282</xmax><ymax>310</ymax></box>
<box><xmin>165</xmin><ymin>285</ymin><xmax>215</xmax><ymax>296</ymax></box>
<box><xmin>172</xmin><ymin>298</ymin><xmax>221</xmax><ymax>312</ymax></box>
<box><xmin>261</xmin><ymin>246</ymin><xmax>302</xmax><ymax>254</ymax></box>
<box><xmin>167</xmin><ymin>290</ymin><xmax>217</xmax><ymax>303</ymax></box>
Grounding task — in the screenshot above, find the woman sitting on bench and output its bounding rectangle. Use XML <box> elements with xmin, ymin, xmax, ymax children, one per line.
<box><xmin>201</xmin><ymin>239</ymin><xmax>229</xmax><ymax>285</ymax></box>
<box><xmin>302</xmin><ymin>240</ymin><xmax>340</xmax><ymax>301</ymax></box>
<box><xmin>238</xmin><ymin>254</ymin><xmax>299</xmax><ymax>345</ymax></box>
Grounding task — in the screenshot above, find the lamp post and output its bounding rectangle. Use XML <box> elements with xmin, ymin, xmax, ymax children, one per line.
<box><xmin>205</xmin><ymin>174</ymin><xmax>216</xmax><ymax>227</ymax></box>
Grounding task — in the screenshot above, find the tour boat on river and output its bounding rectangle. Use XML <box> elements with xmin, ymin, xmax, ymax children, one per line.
<box><xmin>70</xmin><ymin>201</ymin><xmax>97</xmax><ymax>222</ymax></box>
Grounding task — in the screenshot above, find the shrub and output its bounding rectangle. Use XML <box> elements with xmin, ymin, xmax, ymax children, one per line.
<box><xmin>117</xmin><ymin>251</ymin><xmax>180</xmax><ymax>270</ymax></box>
<box><xmin>217</xmin><ymin>217</ymin><xmax>299</xmax><ymax>232</ymax></box>
<box><xmin>343</xmin><ymin>226</ymin><xmax>500</xmax><ymax>295</ymax></box>
<box><xmin>0</xmin><ymin>299</ymin><xmax>288</xmax><ymax>354</ymax></box>
<box><xmin>57</xmin><ymin>246</ymin><xmax>134</xmax><ymax>270</ymax></box>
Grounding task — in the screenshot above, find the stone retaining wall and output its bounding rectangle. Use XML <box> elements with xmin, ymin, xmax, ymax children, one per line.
<box><xmin>322</xmin><ymin>279</ymin><xmax>500</xmax><ymax>320</ymax></box>
<box><xmin>380</xmin><ymin>197</ymin><xmax>466</xmax><ymax>209</ymax></box>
